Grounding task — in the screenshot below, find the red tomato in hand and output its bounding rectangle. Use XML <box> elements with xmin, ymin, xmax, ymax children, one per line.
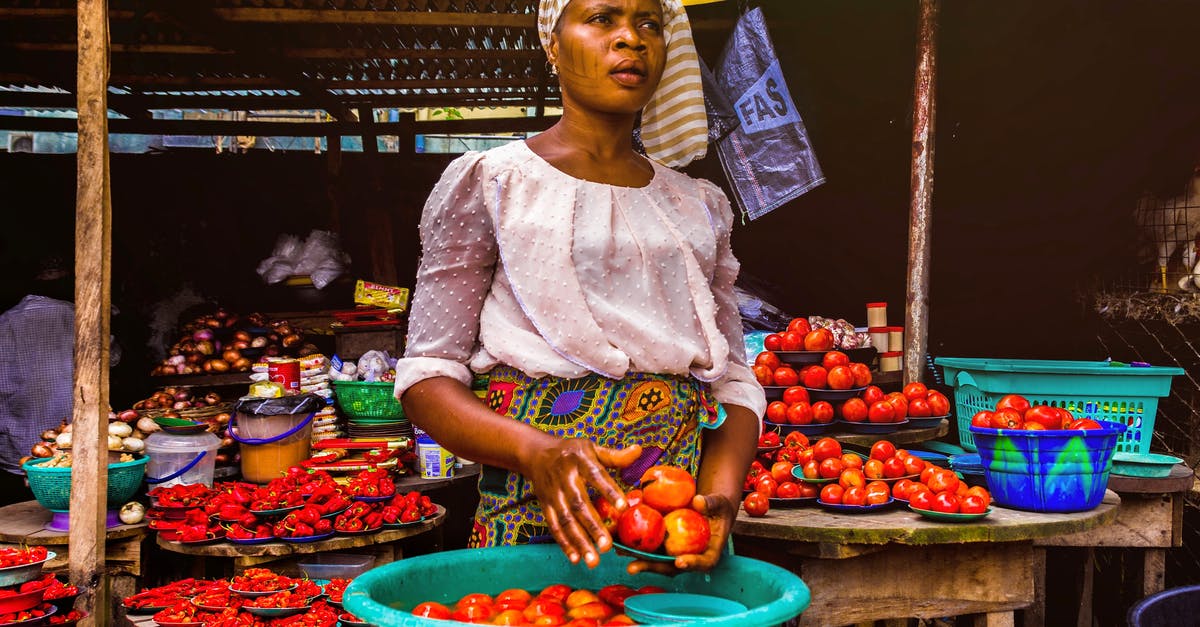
<box><xmin>799</xmin><ymin>366</ymin><xmax>827</xmax><ymax>389</ymax></box>
<box><xmin>754</xmin><ymin>351</ymin><xmax>782</xmax><ymax>371</ymax></box>
<box><xmin>1024</xmin><ymin>405</ymin><xmax>1064</xmax><ymax>430</ymax></box>
<box><xmin>803</xmin><ymin>328</ymin><xmax>835</xmax><ymax>351</ymax></box>
<box><xmin>773</xmin><ymin>366</ymin><xmax>800</xmax><ymax>387</ymax></box>
<box><xmin>616</xmin><ymin>504</ymin><xmax>666</xmax><ymax>552</ymax></box>
<box><xmin>995</xmin><ymin>393</ymin><xmax>1031</xmax><ymax>415</ymax></box>
<box><xmin>811</xmin><ymin>401</ymin><xmax>835</xmax><ymax>423</ymax></box>
<box><xmin>839</xmin><ymin>398</ymin><xmax>869</xmax><ymax>422</ymax></box>
<box><xmin>742</xmin><ymin>492</ymin><xmax>769</xmax><ymax>517</ymax></box>
<box><xmin>763</xmin><ymin>333</ymin><xmax>784</xmax><ymax>352</ymax></box>
<box><xmin>765</xmin><ymin>401</ymin><xmax>788</xmax><ymax>424</ymax></box>
<box><xmin>787</xmin><ymin>317</ymin><xmax>812</xmax><ymax>335</ymax></box>
<box><xmin>639</xmin><ymin>465</ymin><xmax>697</xmax><ymax>513</ymax></box>
<box><xmin>662</xmin><ymin>508</ymin><xmax>711</xmax><ymax>556</ymax></box>
<box><xmin>821</xmin><ymin>351</ymin><xmax>850</xmax><ymax>370</ymax></box>
<box><xmin>782</xmin><ymin>386</ymin><xmax>809</xmax><ymax>405</ymax></box>
<box><xmin>902</xmin><ymin>382</ymin><xmax>928</xmax><ymax>401</ymax></box>
<box><xmin>786</xmin><ymin>401</ymin><xmax>813</xmax><ymax>425</ymax></box>
<box><xmin>849</xmin><ymin>363</ymin><xmax>873</xmax><ymax>387</ymax></box>
<box><xmin>826</xmin><ymin>366</ymin><xmax>855</xmax><ymax>390</ymax></box>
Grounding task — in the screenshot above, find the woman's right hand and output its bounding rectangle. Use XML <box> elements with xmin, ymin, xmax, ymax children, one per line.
<box><xmin>524</xmin><ymin>439</ymin><xmax>642</xmax><ymax>569</ymax></box>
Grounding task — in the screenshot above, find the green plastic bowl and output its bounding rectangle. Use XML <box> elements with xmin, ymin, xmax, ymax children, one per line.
<box><xmin>1111</xmin><ymin>452</ymin><xmax>1183</xmax><ymax>478</ymax></box>
<box><xmin>343</xmin><ymin>544</ymin><xmax>810</xmax><ymax>627</ymax></box>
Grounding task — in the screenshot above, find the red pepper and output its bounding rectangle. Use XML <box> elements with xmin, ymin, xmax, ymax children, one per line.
<box><xmin>295</xmin><ymin>505</ymin><xmax>321</xmax><ymax>526</ymax></box>
<box><xmin>293</xmin><ymin>522</ymin><xmax>315</xmax><ymax>537</ymax></box>
<box><xmin>400</xmin><ymin>507</ymin><xmax>422</xmax><ymax>523</ymax></box>
<box><xmin>314</xmin><ymin>519</ymin><xmax>333</xmax><ymax>535</ymax></box>
<box><xmin>364</xmin><ymin>512</ymin><xmax>382</xmax><ymax>528</ymax></box>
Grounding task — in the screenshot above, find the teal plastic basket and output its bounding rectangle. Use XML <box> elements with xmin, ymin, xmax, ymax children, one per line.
<box><xmin>23</xmin><ymin>456</ymin><xmax>148</xmax><ymax>512</ymax></box>
<box><xmin>344</xmin><ymin>544</ymin><xmax>811</xmax><ymax>627</ymax></box>
<box><xmin>936</xmin><ymin>357</ymin><xmax>1184</xmax><ymax>454</ymax></box>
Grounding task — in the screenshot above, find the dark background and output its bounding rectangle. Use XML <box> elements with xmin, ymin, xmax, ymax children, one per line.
<box><xmin>4</xmin><ymin>0</ymin><xmax>1200</xmax><ymax>400</ymax></box>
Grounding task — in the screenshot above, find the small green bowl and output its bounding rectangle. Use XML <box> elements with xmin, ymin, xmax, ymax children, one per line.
<box><xmin>1110</xmin><ymin>452</ymin><xmax>1183</xmax><ymax>478</ymax></box>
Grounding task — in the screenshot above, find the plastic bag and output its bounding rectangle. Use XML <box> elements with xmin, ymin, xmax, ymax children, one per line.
<box><xmin>255</xmin><ymin>230</ymin><xmax>352</xmax><ymax>289</ymax></box>
<box><xmin>356</xmin><ymin>350</ymin><xmax>392</xmax><ymax>383</ymax></box>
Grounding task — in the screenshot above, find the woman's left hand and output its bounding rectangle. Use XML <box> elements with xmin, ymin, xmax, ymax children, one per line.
<box><xmin>624</xmin><ymin>492</ymin><xmax>738</xmax><ymax>575</ymax></box>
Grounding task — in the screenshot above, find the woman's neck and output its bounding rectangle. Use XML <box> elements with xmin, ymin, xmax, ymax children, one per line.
<box><xmin>527</xmin><ymin>113</ymin><xmax>654</xmax><ymax>187</ymax></box>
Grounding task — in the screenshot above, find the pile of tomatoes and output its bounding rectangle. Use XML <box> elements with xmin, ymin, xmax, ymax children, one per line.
<box><xmin>594</xmin><ymin>465</ymin><xmax>711</xmax><ymax>558</ymax></box>
<box><xmin>970</xmin><ymin>393</ymin><xmax>1102</xmax><ymax>431</ymax></box>
<box><xmin>411</xmin><ymin>582</ymin><xmax>666</xmax><ymax>625</ymax></box>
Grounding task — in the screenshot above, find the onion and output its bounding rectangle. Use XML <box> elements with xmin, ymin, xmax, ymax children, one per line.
<box><xmin>162</xmin><ymin>410</ymin><xmax>181</xmax><ymax>419</ymax></box>
<box><xmin>220</xmin><ymin>436</ymin><xmax>235</xmax><ymax>448</ymax></box>
<box><xmin>137</xmin><ymin>417</ymin><xmax>160</xmax><ymax>434</ymax></box>
<box><xmin>193</xmin><ymin>328</ymin><xmax>214</xmax><ymax>342</ymax></box>
<box><xmin>251</xmin><ymin>336</ymin><xmax>268</xmax><ymax>348</ymax></box>
<box><xmin>234</xmin><ymin>330</ymin><xmax>252</xmax><ymax>343</ymax></box>
<box><xmin>118</xmin><ymin>409</ymin><xmax>139</xmax><ymax>423</ymax></box>
<box><xmin>107</xmin><ymin>434</ymin><xmax>123</xmax><ymax>450</ymax></box>
<box><xmin>108</xmin><ymin>422</ymin><xmax>133</xmax><ymax>437</ymax></box>
<box><xmin>195</xmin><ymin>340</ymin><xmax>215</xmax><ymax>356</ymax></box>
<box><xmin>204</xmin><ymin>392</ymin><xmax>223</xmax><ymax>405</ymax></box>
<box><xmin>215</xmin><ymin>453</ymin><xmax>230</xmax><ymax>464</ymax></box>
<box><xmin>122</xmin><ymin>437</ymin><xmax>145</xmax><ymax>453</ymax></box>
<box><xmin>119</xmin><ymin>502</ymin><xmax>145</xmax><ymax>525</ymax></box>
<box><xmin>31</xmin><ymin>443</ymin><xmax>53</xmax><ymax>458</ymax></box>
<box><xmin>174</xmin><ymin>390</ymin><xmax>191</xmax><ymax>402</ymax></box>
<box><xmin>173</xmin><ymin>400</ymin><xmax>191</xmax><ymax>410</ymax></box>
<box><xmin>207</xmin><ymin>359</ymin><xmax>231</xmax><ymax>373</ymax></box>
<box><xmin>214</xmin><ymin>412</ymin><xmax>231</xmax><ymax>425</ymax></box>
<box><xmin>222</xmin><ymin>349</ymin><xmax>242</xmax><ymax>363</ymax></box>
<box><xmin>40</xmin><ymin>430</ymin><xmax>59</xmax><ymax>442</ymax></box>
<box><xmin>232</xmin><ymin>357</ymin><xmax>253</xmax><ymax>371</ymax></box>
<box><xmin>55</xmin><ymin>433</ymin><xmax>73</xmax><ymax>448</ymax></box>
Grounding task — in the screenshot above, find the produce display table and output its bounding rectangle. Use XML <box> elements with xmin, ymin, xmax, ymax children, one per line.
<box><xmin>731</xmin><ymin>490</ymin><xmax>1121</xmax><ymax>626</ymax></box>
<box><xmin>828</xmin><ymin>419</ymin><xmax>948</xmax><ymax>447</ymax></box>
<box><xmin>0</xmin><ymin>500</ymin><xmax>149</xmax><ymax>622</ymax></box>
<box><xmin>156</xmin><ymin>505</ymin><xmax>447</xmax><ymax>572</ymax></box>
<box><xmin>1031</xmin><ymin>463</ymin><xmax>1195</xmax><ymax>626</ymax></box>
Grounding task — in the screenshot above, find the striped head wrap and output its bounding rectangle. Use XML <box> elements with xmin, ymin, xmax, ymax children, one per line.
<box><xmin>538</xmin><ymin>0</ymin><xmax>709</xmax><ymax>168</ymax></box>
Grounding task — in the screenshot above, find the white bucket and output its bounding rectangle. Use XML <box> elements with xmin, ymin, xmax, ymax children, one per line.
<box><xmin>144</xmin><ymin>430</ymin><xmax>221</xmax><ymax>488</ymax></box>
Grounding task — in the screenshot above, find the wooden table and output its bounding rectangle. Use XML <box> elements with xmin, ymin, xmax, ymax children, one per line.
<box><xmin>732</xmin><ymin>491</ymin><xmax>1121</xmax><ymax>626</ymax></box>
<box><xmin>155</xmin><ymin>505</ymin><xmax>447</xmax><ymax>571</ymax></box>
<box><xmin>1031</xmin><ymin>464</ymin><xmax>1194</xmax><ymax>626</ymax></box>
<box><xmin>0</xmin><ymin>501</ymin><xmax>150</xmax><ymax>621</ymax></box>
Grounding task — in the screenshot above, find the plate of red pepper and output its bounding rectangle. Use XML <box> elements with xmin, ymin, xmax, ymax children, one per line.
<box><xmin>279</xmin><ymin>532</ymin><xmax>335</xmax><ymax>544</ymax></box>
<box><xmin>45</xmin><ymin>609</ymin><xmax>83</xmax><ymax>627</ymax></box>
<box><xmin>338</xmin><ymin>611</ymin><xmax>370</xmax><ymax>627</ymax></box>
<box><xmin>223</xmin><ymin>522</ymin><xmax>275</xmax><ymax>545</ymax></box>
<box><xmin>0</xmin><ymin>603</ymin><xmax>55</xmax><ymax>627</ymax></box>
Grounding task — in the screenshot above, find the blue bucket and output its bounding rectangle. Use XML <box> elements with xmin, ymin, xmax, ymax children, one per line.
<box><xmin>344</xmin><ymin>544</ymin><xmax>810</xmax><ymax>627</ymax></box>
<box><xmin>968</xmin><ymin>420</ymin><xmax>1126</xmax><ymax>513</ymax></box>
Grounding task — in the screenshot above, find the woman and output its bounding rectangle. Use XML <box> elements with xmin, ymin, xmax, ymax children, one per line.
<box><xmin>394</xmin><ymin>0</ymin><xmax>765</xmax><ymax>574</ymax></box>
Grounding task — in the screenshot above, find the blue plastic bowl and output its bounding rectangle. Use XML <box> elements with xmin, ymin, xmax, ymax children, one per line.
<box><xmin>344</xmin><ymin>544</ymin><xmax>811</xmax><ymax>627</ymax></box>
<box><xmin>968</xmin><ymin>420</ymin><xmax>1126</xmax><ymax>513</ymax></box>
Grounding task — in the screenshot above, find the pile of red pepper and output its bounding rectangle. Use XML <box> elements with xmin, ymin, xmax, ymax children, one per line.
<box><xmin>272</xmin><ymin>505</ymin><xmax>333</xmax><ymax>539</ymax></box>
<box><xmin>47</xmin><ymin>609</ymin><xmax>84</xmax><ymax>625</ymax></box>
<box><xmin>332</xmin><ymin>502</ymin><xmax>383</xmax><ymax>534</ymax></box>
<box><xmin>153</xmin><ymin>507</ymin><xmax>224</xmax><ymax>543</ymax></box>
<box><xmin>122</xmin><ymin>578</ymin><xmax>226</xmax><ymax>611</ymax></box>
<box><xmin>149</xmin><ymin>484</ymin><xmax>214</xmax><ymax>509</ymax></box>
<box><xmin>191</xmin><ymin>587</ymin><xmax>245</xmax><ymax>611</ymax></box>
<box><xmin>29</xmin><ymin>575</ymin><xmax>77</xmax><ymax>602</ymax></box>
<box><xmin>345</xmin><ymin>468</ymin><xmax>395</xmax><ymax>499</ymax></box>
<box><xmin>229</xmin><ymin>569</ymin><xmax>293</xmax><ymax>595</ymax></box>
<box><xmin>0</xmin><ymin>546</ymin><xmax>49</xmax><ymax>569</ymax></box>
<box><xmin>0</xmin><ymin>603</ymin><xmax>54</xmax><ymax>624</ymax></box>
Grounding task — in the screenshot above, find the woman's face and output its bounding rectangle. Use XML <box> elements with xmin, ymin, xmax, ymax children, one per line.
<box><xmin>549</xmin><ymin>0</ymin><xmax>667</xmax><ymax>116</ymax></box>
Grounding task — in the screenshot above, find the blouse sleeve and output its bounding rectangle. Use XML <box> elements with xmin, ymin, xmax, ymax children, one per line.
<box><xmin>393</xmin><ymin>152</ymin><xmax>498</xmax><ymax>399</ymax></box>
<box><xmin>701</xmin><ymin>181</ymin><xmax>767</xmax><ymax>421</ymax></box>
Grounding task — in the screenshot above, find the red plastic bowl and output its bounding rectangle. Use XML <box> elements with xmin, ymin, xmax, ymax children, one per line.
<box><xmin>0</xmin><ymin>588</ymin><xmax>47</xmax><ymax>615</ymax></box>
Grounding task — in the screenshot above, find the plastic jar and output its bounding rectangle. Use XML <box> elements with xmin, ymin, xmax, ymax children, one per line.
<box><xmin>232</xmin><ymin>394</ymin><xmax>324</xmax><ymax>484</ymax></box>
<box><xmin>888</xmin><ymin>326</ymin><xmax>905</xmax><ymax>352</ymax></box>
<box><xmin>866</xmin><ymin>302</ymin><xmax>888</xmax><ymax>328</ymax></box>
<box><xmin>144</xmin><ymin>430</ymin><xmax>221</xmax><ymax>488</ymax></box>
<box><xmin>868</xmin><ymin>327</ymin><xmax>890</xmax><ymax>352</ymax></box>
<box><xmin>416</xmin><ymin>434</ymin><xmax>455</xmax><ymax>479</ymax></box>
<box><xmin>880</xmin><ymin>351</ymin><xmax>903</xmax><ymax>372</ymax></box>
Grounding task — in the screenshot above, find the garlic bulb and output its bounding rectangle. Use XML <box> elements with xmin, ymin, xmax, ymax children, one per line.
<box><xmin>55</xmin><ymin>432</ymin><xmax>73</xmax><ymax>449</ymax></box>
<box><xmin>122</xmin><ymin>437</ymin><xmax>145</xmax><ymax>453</ymax></box>
<box><xmin>108</xmin><ymin>422</ymin><xmax>133</xmax><ymax>438</ymax></box>
<box><xmin>119</xmin><ymin>502</ymin><xmax>145</xmax><ymax>524</ymax></box>
<box><xmin>107</xmin><ymin>434</ymin><xmax>123</xmax><ymax>450</ymax></box>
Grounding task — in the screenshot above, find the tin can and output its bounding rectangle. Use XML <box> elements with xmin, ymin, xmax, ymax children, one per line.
<box><xmin>267</xmin><ymin>359</ymin><xmax>301</xmax><ymax>395</ymax></box>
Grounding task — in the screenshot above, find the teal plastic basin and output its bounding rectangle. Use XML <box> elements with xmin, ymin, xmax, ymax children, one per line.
<box><xmin>344</xmin><ymin>544</ymin><xmax>810</xmax><ymax>627</ymax></box>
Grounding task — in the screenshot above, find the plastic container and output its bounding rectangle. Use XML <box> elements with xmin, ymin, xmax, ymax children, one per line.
<box><xmin>232</xmin><ymin>394</ymin><xmax>323</xmax><ymax>484</ymax></box>
<box><xmin>334</xmin><ymin>381</ymin><xmax>403</xmax><ymax>421</ymax></box>
<box><xmin>415</xmin><ymin>434</ymin><xmax>454</xmax><ymax>479</ymax></box>
<box><xmin>866</xmin><ymin>302</ymin><xmax>888</xmax><ymax>328</ymax></box>
<box><xmin>1110</xmin><ymin>452</ymin><xmax>1183</xmax><ymax>478</ymax></box>
<box><xmin>879</xmin><ymin>351</ymin><xmax>902</xmax><ymax>372</ymax></box>
<box><xmin>887</xmin><ymin>326</ymin><xmax>904</xmax><ymax>352</ymax></box>
<box><xmin>0</xmin><ymin>551</ymin><xmax>55</xmax><ymax>588</ymax></box>
<box><xmin>968</xmin><ymin>420</ymin><xmax>1126</xmax><ymax>513</ymax></box>
<box><xmin>867</xmin><ymin>327</ymin><xmax>889</xmax><ymax>353</ymax></box>
<box><xmin>144</xmin><ymin>430</ymin><xmax>221</xmax><ymax>488</ymax></box>
<box><xmin>1128</xmin><ymin>583</ymin><xmax>1200</xmax><ymax>627</ymax></box>
<box><xmin>936</xmin><ymin>357</ymin><xmax>1185</xmax><ymax>453</ymax></box>
<box><xmin>298</xmin><ymin>553</ymin><xmax>377</xmax><ymax>580</ymax></box>
<box><xmin>343</xmin><ymin>544</ymin><xmax>811</xmax><ymax>627</ymax></box>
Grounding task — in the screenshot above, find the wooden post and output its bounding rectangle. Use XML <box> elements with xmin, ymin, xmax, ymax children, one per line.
<box><xmin>73</xmin><ymin>0</ymin><xmax>112</xmax><ymax>625</ymax></box>
<box><xmin>904</xmin><ymin>0</ymin><xmax>939</xmax><ymax>385</ymax></box>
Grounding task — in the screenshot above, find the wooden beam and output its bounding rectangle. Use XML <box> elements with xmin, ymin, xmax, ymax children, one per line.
<box><xmin>3</xmin><ymin>42</ymin><xmax>542</xmax><ymax>61</ymax></box>
<box><xmin>210</xmin><ymin>8</ymin><xmax>536</xmax><ymax>28</ymax></box>
<box><xmin>0</xmin><ymin>89</ymin><xmax>560</xmax><ymax>112</ymax></box>
<box><xmin>904</xmin><ymin>0</ymin><xmax>939</xmax><ymax>385</ymax></box>
<box><xmin>71</xmin><ymin>0</ymin><xmax>111</xmax><ymax>626</ymax></box>
<box><xmin>0</xmin><ymin>113</ymin><xmax>559</xmax><ymax>137</ymax></box>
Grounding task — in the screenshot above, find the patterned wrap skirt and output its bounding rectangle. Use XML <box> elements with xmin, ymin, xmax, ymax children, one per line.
<box><xmin>468</xmin><ymin>366</ymin><xmax>719</xmax><ymax>548</ymax></box>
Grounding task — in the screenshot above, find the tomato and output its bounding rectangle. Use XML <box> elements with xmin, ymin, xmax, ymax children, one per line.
<box><xmin>885</xmin><ymin>393</ymin><xmax>909</xmax><ymax>419</ymax></box>
<box><xmin>892</xmin><ymin>478</ymin><xmax>917</xmax><ymax>500</ymax></box>
<box><xmin>782</xmin><ymin>386</ymin><xmax>809</xmax><ymax>405</ymax></box>
<box><xmin>970</xmin><ymin>410</ymin><xmax>994</xmax><ymax>429</ymax></box>
<box><xmin>995</xmin><ymin>393</ymin><xmax>1031</xmax><ymax>415</ymax></box>
<box><xmin>926</xmin><ymin>390</ymin><xmax>951</xmax><ymax>416</ymax></box>
<box><xmin>811</xmin><ymin>437</ymin><xmax>842</xmax><ymax>461</ymax></box>
<box><xmin>863</xmin><ymin>458</ymin><xmax>885</xmax><ymax>479</ymax></box>
<box><xmin>907</xmin><ymin>397</ymin><xmax>933</xmax><ymax>417</ymax></box>
<box><xmin>754</xmin><ymin>351</ymin><xmax>782</xmax><ymax>371</ymax></box>
<box><xmin>773</xmin><ymin>366</ymin><xmax>800</xmax><ymax>387</ymax></box>
<box><xmin>640</xmin><ymin>465</ymin><xmax>697</xmax><ymax>513</ymax></box>
<box><xmin>839</xmin><ymin>398</ymin><xmax>869</xmax><ymax>422</ymax></box>
<box><xmin>1068</xmin><ymin>418</ymin><xmax>1103</xmax><ymax>430</ymax></box>
<box><xmin>864</xmin><ymin>481</ymin><xmax>891</xmax><ymax>504</ymax></box>
<box><xmin>459</xmin><ymin>593</ymin><xmax>495</xmax><ymax>608</ymax></box>
<box><xmin>799</xmin><ymin>365</ymin><xmax>827</xmax><ymax>389</ymax></box>
<box><xmin>524</xmin><ymin>598</ymin><xmax>567</xmax><ymax>623</ymax></box>
<box><xmin>902</xmin><ymin>455</ymin><xmax>927</xmax><ymax>476</ymax></box>
<box><xmin>413</xmin><ymin>602</ymin><xmax>452</xmax><ymax>619</ymax></box>
<box><xmin>493</xmin><ymin>608</ymin><xmax>528</xmax><ymax>624</ymax></box>
<box><xmin>919</xmin><ymin>465</ymin><xmax>938</xmax><ymax>485</ymax></box>
<box><xmin>763</xmin><ymin>333</ymin><xmax>784</xmax><ymax>352</ymax></box>
<box><xmin>869</xmin><ymin>440</ymin><xmax>896</xmax><ymax>461</ymax></box>
<box><xmin>882</xmin><ymin>456</ymin><xmax>907</xmax><ymax>479</ymax></box>
<box><xmin>990</xmin><ymin>408</ymin><xmax>1024</xmax><ymax>429</ymax></box>
<box><xmin>775</xmin><ymin>481</ymin><xmax>801</xmax><ymax>499</ymax></box>
<box><xmin>902</xmin><ymin>382</ymin><xmax>928</xmax><ymax>401</ymax></box>
<box><xmin>597</xmin><ymin>585</ymin><xmax>635</xmax><ymax>610</ymax></box>
<box><xmin>497</xmin><ymin>589</ymin><xmax>534</xmax><ymax>606</ymax></box>
<box><xmin>796</xmin><ymin>481</ymin><xmax>819</xmax><ymax>498</ymax></box>
<box><xmin>849</xmin><ymin>363</ymin><xmax>873</xmax><ymax>387</ymax></box>
<box><xmin>965</xmin><ymin>486</ymin><xmax>992</xmax><ymax>507</ymax></box>
<box><xmin>662</xmin><ymin>508</ymin><xmax>711</xmax><ymax>556</ymax></box>
<box><xmin>818</xmin><ymin>457</ymin><xmax>845</xmax><ymax>479</ymax></box>
<box><xmin>784</xmin><ymin>431</ymin><xmax>809</xmax><ymax>448</ymax></box>
<box><xmin>838</xmin><ymin>468</ymin><xmax>866</xmax><ymax>490</ymax></box>
<box><xmin>840</xmin><ymin>452</ymin><xmax>864</xmax><ymax>471</ymax></box>
<box><xmin>451</xmin><ymin>601</ymin><xmax>494</xmax><ymax>623</ymax></box>
<box><xmin>742</xmin><ymin>492</ymin><xmax>769</xmax><ymax>517</ymax></box>
<box><xmin>803</xmin><ymin>328</ymin><xmax>836</xmax><ymax>351</ymax></box>
<box><xmin>770</xmin><ymin>461</ymin><xmax>795</xmax><ymax>484</ymax></box>
<box><xmin>821</xmin><ymin>350</ymin><xmax>850</xmax><ymax>370</ymax></box>
<box><xmin>867</xmin><ymin>400</ymin><xmax>895</xmax><ymax>423</ymax></box>
<box><xmin>780</xmin><ymin>331</ymin><xmax>805</xmax><ymax>352</ymax></box>
<box><xmin>959</xmin><ymin>494</ymin><xmax>989</xmax><ymax>514</ymax></box>
<box><xmin>926</xmin><ymin>469</ymin><xmax>961</xmax><ymax>495</ymax></box>
<box><xmin>787</xmin><ymin>317</ymin><xmax>812</xmax><ymax>335</ymax></box>
<box><xmin>861</xmin><ymin>385</ymin><xmax>886</xmax><ymax>406</ymax></box>
<box><xmin>811</xmin><ymin>401</ymin><xmax>835</xmax><ymax>423</ymax></box>
<box><xmin>765</xmin><ymin>401</ymin><xmax>788</xmax><ymax>424</ymax></box>
<box><xmin>593</xmin><ymin>496</ymin><xmax>622</xmax><ymax>534</ymax></box>
<box><xmin>539</xmin><ymin>585</ymin><xmax>572</xmax><ymax>603</ymax></box>
<box><xmin>795</xmin><ymin>447</ymin><xmax>814</xmax><ymax>465</ymax></box>
<box><xmin>1024</xmin><ymin>405</ymin><xmax>1064</xmax><ymax>430</ymax></box>
<box><xmin>779</xmin><ymin>401</ymin><xmax>808</xmax><ymax>425</ymax></box>
<box><xmin>615</xmin><ymin>504</ymin><xmax>666</xmax><ymax>552</ymax></box>
<box><xmin>826</xmin><ymin>366</ymin><xmax>855</xmax><ymax>390</ymax></box>
<box><xmin>930</xmin><ymin>492</ymin><xmax>961</xmax><ymax>513</ymax></box>
<box><xmin>818</xmin><ymin>484</ymin><xmax>844</xmax><ymax>504</ymax></box>
<box><xmin>908</xmin><ymin>487</ymin><xmax>935</xmax><ymax>511</ymax></box>
<box><xmin>841</xmin><ymin>485</ymin><xmax>868</xmax><ymax>506</ymax></box>
<box><xmin>799</xmin><ymin>460</ymin><xmax>820</xmax><ymax>480</ymax></box>
<box><xmin>752</xmin><ymin>364</ymin><xmax>774</xmax><ymax>387</ymax></box>
<box><xmin>754</xmin><ymin>475</ymin><xmax>778</xmax><ymax>497</ymax></box>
